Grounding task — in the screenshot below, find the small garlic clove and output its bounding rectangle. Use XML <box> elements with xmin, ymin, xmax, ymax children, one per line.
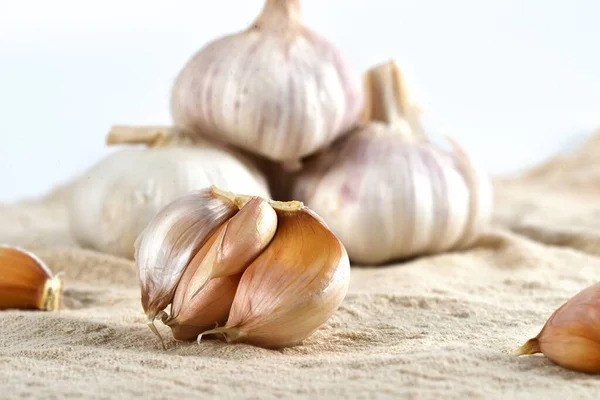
<box><xmin>0</xmin><ymin>245</ymin><xmax>63</xmax><ymax>311</ymax></box>
<box><xmin>198</xmin><ymin>205</ymin><xmax>350</xmax><ymax>349</ymax></box>
<box><xmin>168</xmin><ymin>222</ymin><xmax>225</xmax><ymax>323</ymax></box>
<box><xmin>167</xmin><ymin>274</ymin><xmax>243</xmax><ymax>341</ymax></box>
<box><xmin>168</xmin><ymin>196</ymin><xmax>278</xmax><ymax>328</ymax></box>
<box><xmin>515</xmin><ymin>282</ymin><xmax>600</xmax><ymax>373</ymax></box>
<box><xmin>134</xmin><ymin>187</ymin><xmax>238</xmax><ymax>326</ymax></box>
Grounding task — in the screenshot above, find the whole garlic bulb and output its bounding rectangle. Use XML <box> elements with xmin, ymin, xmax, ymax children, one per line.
<box><xmin>170</xmin><ymin>0</ymin><xmax>363</xmax><ymax>166</ymax></box>
<box><xmin>292</xmin><ymin>60</ymin><xmax>493</xmax><ymax>265</ymax></box>
<box><xmin>134</xmin><ymin>186</ymin><xmax>350</xmax><ymax>349</ymax></box>
<box><xmin>69</xmin><ymin>126</ymin><xmax>270</xmax><ymax>259</ymax></box>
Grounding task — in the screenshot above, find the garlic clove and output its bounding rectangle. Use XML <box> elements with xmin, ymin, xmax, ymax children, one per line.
<box><xmin>0</xmin><ymin>245</ymin><xmax>63</xmax><ymax>311</ymax></box>
<box><xmin>168</xmin><ymin>196</ymin><xmax>277</xmax><ymax>325</ymax></box>
<box><xmin>134</xmin><ymin>187</ymin><xmax>238</xmax><ymax>326</ymax></box>
<box><xmin>170</xmin><ymin>0</ymin><xmax>363</xmax><ymax>165</ymax></box>
<box><xmin>515</xmin><ymin>282</ymin><xmax>600</xmax><ymax>373</ymax></box>
<box><xmin>167</xmin><ymin>274</ymin><xmax>243</xmax><ymax>341</ymax></box>
<box><xmin>168</xmin><ymin>222</ymin><xmax>225</xmax><ymax>324</ymax></box>
<box><xmin>198</xmin><ymin>204</ymin><xmax>350</xmax><ymax>349</ymax></box>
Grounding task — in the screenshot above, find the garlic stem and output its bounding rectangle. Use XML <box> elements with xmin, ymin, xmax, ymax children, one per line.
<box><xmin>363</xmin><ymin>60</ymin><xmax>426</xmax><ymax>142</ymax></box>
<box><xmin>254</xmin><ymin>0</ymin><xmax>302</xmax><ymax>29</ymax></box>
<box><xmin>209</xmin><ymin>185</ymin><xmax>303</xmax><ymax>211</ymax></box>
<box><xmin>106</xmin><ymin>125</ymin><xmax>179</xmax><ymax>147</ymax></box>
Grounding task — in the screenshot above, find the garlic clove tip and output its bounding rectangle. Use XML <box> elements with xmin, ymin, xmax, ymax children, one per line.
<box><xmin>514</xmin><ymin>338</ymin><xmax>541</xmax><ymax>356</ymax></box>
<box><xmin>197</xmin><ymin>326</ymin><xmax>243</xmax><ymax>345</ymax></box>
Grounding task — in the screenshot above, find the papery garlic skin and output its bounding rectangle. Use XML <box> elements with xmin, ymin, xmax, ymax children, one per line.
<box><xmin>170</xmin><ymin>0</ymin><xmax>363</xmax><ymax>164</ymax></box>
<box><xmin>69</xmin><ymin>140</ymin><xmax>270</xmax><ymax>259</ymax></box>
<box><xmin>0</xmin><ymin>245</ymin><xmax>63</xmax><ymax>311</ymax></box>
<box><xmin>292</xmin><ymin>60</ymin><xmax>493</xmax><ymax>264</ymax></box>
<box><xmin>199</xmin><ymin>205</ymin><xmax>350</xmax><ymax>349</ymax></box>
<box><xmin>516</xmin><ymin>282</ymin><xmax>600</xmax><ymax>374</ymax></box>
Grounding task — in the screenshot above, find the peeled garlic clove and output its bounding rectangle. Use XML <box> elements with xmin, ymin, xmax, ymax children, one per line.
<box><xmin>199</xmin><ymin>204</ymin><xmax>350</xmax><ymax>349</ymax></box>
<box><xmin>170</xmin><ymin>0</ymin><xmax>363</xmax><ymax>165</ymax></box>
<box><xmin>168</xmin><ymin>196</ymin><xmax>278</xmax><ymax>331</ymax></box>
<box><xmin>167</xmin><ymin>274</ymin><xmax>242</xmax><ymax>341</ymax></box>
<box><xmin>515</xmin><ymin>282</ymin><xmax>600</xmax><ymax>373</ymax></box>
<box><xmin>292</xmin><ymin>59</ymin><xmax>493</xmax><ymax>265</ymax></box>
<box><xmin>135</xmin><ymin>187</ymin><xmax>238</xmax><ymax>326</ymax></box>
<box><xmin>0</xmin><ymin>245</ymin><xmax>63</xmax><ymax>311</ymax></box>
<box><xmin>69</xmin><ymin>126</ymin><xmax>271</xmax><ymax>259</ymax></box>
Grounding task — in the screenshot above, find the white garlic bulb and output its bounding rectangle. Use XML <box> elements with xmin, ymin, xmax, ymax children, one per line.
<box><xmin>170</xmin><ymin>0</ymin><xmax>363</xmax><ymax>167</ymax></box>
<box><xmin>292</xmin><ymin>60</ymin><xmax>493</xmax><ymax>265</ymax></box>
<box><xmin>69</xmin><ymin>126</ymin><xmax>271</xmax><ymax>259</ymax></box>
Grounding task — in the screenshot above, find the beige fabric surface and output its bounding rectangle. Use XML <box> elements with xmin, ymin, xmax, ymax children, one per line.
<box><xmin>2</xmin><ymin>132</ymin><xmax>600</xmax><ymax>399</ymax></box>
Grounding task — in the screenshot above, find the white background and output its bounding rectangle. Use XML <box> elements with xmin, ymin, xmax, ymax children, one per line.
<box><xmin>1</xmin><ymin>0</ymin><xmax>599</xmax><ymax>203</ymax></box>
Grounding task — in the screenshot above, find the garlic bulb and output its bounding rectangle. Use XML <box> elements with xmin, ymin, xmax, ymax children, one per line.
<box><xmin>69</xmin><ymin>126</ymin><xmax>270</xmax><ymax>259</ymax></box>
<box><xmin>170</xmin><ymin>0</ymin><xmax>363</xmax><ymax>166</ymax></box>
<box><xmin>515</xmin><ymin>282</ymin><xmax>600</xmax><ymax>373</ymax></box>
<box><xmin>134</xmin><ymin>185</ymin><xmax>350</xmax><ymax>349</ymax></box>
<box><xmin>0</xmin><ymin>245</ymin><xmax>63</xmax><ymax>311</ymax></box>
<box><xmin>199</xmin><ymin>204</ymin><xmax>350</xmax><ymax>348</ymax></box>
<box><xmin>292</xmin><ymin>60</ymin><xmax>493</xmax><ymax>265</ymax></box>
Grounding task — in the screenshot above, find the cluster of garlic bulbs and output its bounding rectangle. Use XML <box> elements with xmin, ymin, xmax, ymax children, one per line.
<box><xmin>61</xmin><ymin>0</ymin><xmax>494</xmax><ymax>350</ymax></box>
<box><xmin>170</xmin><ymin>0</ymin><xmax>364</xmax><ymax>167</ymax></box>
<box><xmin>69</xmin><ymin>126</ymin><xmax>270</xmax><ymax>259</ymax></box>
<box><xmin>69</xmin><ymin>0</ymin><xmax>365</xmax><ymax>259</ymax></box>
<box><xmin>291</xmin><ymin>60</ymin><xmax>493</xmax><ymax>265</ymax></box>
<box><xmin>136</xmin><ymin>186</ymin><xmax>350</xmax><ymax>349</ymax></box>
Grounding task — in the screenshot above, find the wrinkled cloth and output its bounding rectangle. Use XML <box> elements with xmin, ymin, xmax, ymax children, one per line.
<box><xmin>2</xmin><ymin>132</ymin><xmax>600</xmax><ymax>400</ymax></box>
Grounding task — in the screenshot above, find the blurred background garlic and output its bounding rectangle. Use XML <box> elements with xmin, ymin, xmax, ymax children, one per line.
<box><xmin>170</xmin><ymin>0</ymin><xmax>363</xmax><ymax>168</ymax></box>
<box><xmin>292</xmin><ymin>60</ymin><xmax>493</xmax><ymax>265</ymax></box>
<box><xmin>69</xmin><ymin>126</ymin><xmax>270</xmax><ymax>259</ymax></box>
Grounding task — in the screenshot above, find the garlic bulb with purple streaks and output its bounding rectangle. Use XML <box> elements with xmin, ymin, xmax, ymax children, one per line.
<box><xmin>170</xmin><ymin>0</ymin><xmax>363</xmax><ymax>168</ymax></box>
<box><xmin>291</xmin><ymin>60</ymin><xmax>493</xmax><ymax>265</ymax></box>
